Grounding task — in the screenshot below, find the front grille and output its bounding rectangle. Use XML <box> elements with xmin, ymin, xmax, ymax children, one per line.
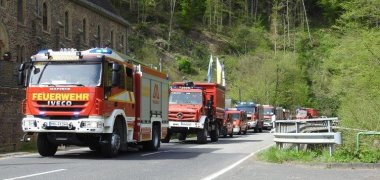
<box><xmin>38</xmin><ymin>107</ymin><xmax>84</xmax><ymax>112</ymax></box>
<box><xmin>37</xmin><ymin>101</ymin><xmax>86</xmax><ymax>106</ymax></box>
<box><xmin>169</xmin><ymin>111</ymin><xmax>197</xmax><ymax>121</ymax></box>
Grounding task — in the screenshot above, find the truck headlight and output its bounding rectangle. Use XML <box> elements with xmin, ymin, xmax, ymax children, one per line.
<box><xmin>80</xmin><ymin>121</ymin><xmax>103</xmax><ymax>128</ymax></box>
<box><xmin>23</xmin><ymin>120</ymin><xmax>37</xmax><ymax>127</ymax></box>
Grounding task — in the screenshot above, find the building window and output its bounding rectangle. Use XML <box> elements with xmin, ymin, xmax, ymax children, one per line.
<box><xmin>64</xmin><ymin>11</ymin><xmax>70</xmax><ymax>38</ymax></box>
<box><xmin>17</xmin><ymin>0</ymin><xmax>25</xmax><ymax>23</ymax></box>
<box><xmin>82</xmin><ymin>18</ymin><xmax>87</xmax><ymax>44</ymax></box>
<box><xmin>16</xmin><ymin>45</ymin><xmax>25</xmax><ymax>63</ymax></box>
<box><xmin>110</xmin><ymin>30</ymin><xmax>114</xmax><ymax>48</ymax></box>
<box><xmin>35</xmin><ymin>0</ymin><xmax>40</xmax><ymax>15</ymax></box>
<box><xmin>42</xmin><ymin>2</ymin><xmax>48</xmax><ymax>31</ymax></box>
<box><xmin>97</xmin><ymin>25</ymin><xmax>101</xmax><ymax>47</ymax></box>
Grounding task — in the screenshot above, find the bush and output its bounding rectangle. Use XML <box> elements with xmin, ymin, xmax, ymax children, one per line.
<box><xmin>176</xmin><ymin>56</ymin><xmax>192</xmax><ymax>74</ymax></box>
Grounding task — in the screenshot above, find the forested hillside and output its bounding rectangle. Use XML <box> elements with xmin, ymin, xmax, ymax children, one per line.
<box><xmin>111</xmin><ymin>0</ymin><xmax>380</xmax><ymax>134</ymax></box>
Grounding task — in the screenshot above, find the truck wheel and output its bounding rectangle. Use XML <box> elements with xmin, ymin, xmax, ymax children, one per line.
<box><xmin>37</xmin><ymin>133</ymin><xmax>58</xmax><ymax>157</ymax></box>
<box><xmin>197</xmin><ymin>122</ymin><xmax>208</xmax><ymax>144</ymax></box>
<box><xmin>243</xmin><ymin>127</ymin><xmax>248</xmax><ymax>135</ymax></box>
<box><xmin>161</xmin><ymin>129</ymin><xmax>172</xmax><ymax>143</ymax></box>
<box><xmin>178</xmin><ymin>133</ymin><xmax>187</xmax><ymax>141</ymax></box>
<box><xmin>254</xmin><ymin>126</ymin><xmax>258</xmax><ymax>133</ymax></box>
<box><xmin>229</xmin><ymin>131</ymin><xmax>233</xmax><ymax>138</ymax></box>
<box><xmin>101</xmin><ymin>125</ymin><xmax>121</xmax><ymax>158</ymax></box>
<box><xmin>143</xmin><ymin>125</ymin><xmax>160</xmax><ymax>151</ymax></box>
<box><xmin>89</xmin><ymin>144</ymin><xmax>101</xmax><ymax>152</ymax></box>
<box><xmin>210</xmin><ymin>123</ymin><xmax>219</xmax><ymax>142</ymax></box>
<box><xmin>222</xmin><ymin>127</ymin><xmax>228</xmax><ymax>138</ymax></box>
<box><xmin>259</xmin><ymin>127</ymin><xmax>263</xmax><ymax>133</ymax></box>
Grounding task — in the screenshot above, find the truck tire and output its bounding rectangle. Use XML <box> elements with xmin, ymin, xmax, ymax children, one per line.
<box><xmin>101</xmin><ymin>124</ymin><xmax>121</xmax><ymax>158</ymax></box>
<box><xmin>254</xmin><ymin>126</ymin><xmax>259</xmax><ymax>133</ymax></box>
<box><xmin>37</xmin><ymin>133</ymin><xmax>58</xmax><ymax>157</ymax></box>
<box><xmin>259</xmin><ymin>127</ymin><xmax>263</xmax><ymax>133</ymax></box>
<box><xmin>210</xmin><ymin>123</ymin><xmax>219</xmax><ymax>142</ymax></box>
<box><xmin>243</xmin><ymin>127</ymin><xmax>248</xmax><ymax>135</ymax></box>
<box><xmin>142</xmin><ymin>125</ymin><xmax>160</xmax><ymax>151</ymax></box>
<box><xmin>222</xmin><ymin>127</ymin><xmax>228</xmax><ymax>138</ymax></box>
<box><xmin>197</xmin><ymin>122</ymin><xmax>208</xmax><ymax>144</ymax></box>
<box><xmin>161</xmin><ymin>129</ymin><xmax>172</xmax><ymax>143</ymax></box>
<box><xmin>89</xmin><ymin>144</ymin><xmax>101</xmax><ymax>152</ymax></box>
<box><xmin>178</xmin><ymin>133</ymin><xmax>187</xmax><ymax>141</ymax></box>
<box><xmin>229</xmin><ymin>130</ymin><xmax>233</xmax><ymax>138</ymax></box>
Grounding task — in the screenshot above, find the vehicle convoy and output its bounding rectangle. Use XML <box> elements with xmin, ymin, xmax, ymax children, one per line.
<box><xmin>236</xmin><ymin>102</ymin><xmax>263</xmax><ymax>133</ymax></box>
<box><xmin>18</xmin><ymin>48</ymin><xmax>169</xmax><ymax>157</ymax></box>
<box><xmin>164</xmin><ymin>82</ymin><xmax>225</xmax><ymax>144</ymax></box>
<box><xmin>225</xmin><ymin>109</ymin><xmax>248</xmax><ymax>135</ymax></box>
<box><xmin>296</xmin><ymin>108</ymin><xmax>319</xmax><ymax>119</ymax></box>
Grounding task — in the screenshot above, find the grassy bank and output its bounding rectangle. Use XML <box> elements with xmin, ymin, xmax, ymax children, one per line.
<box><xmin>257</xmin><ymin>146</ymin><xmax>380</xmax><ymax>164</ymax></box>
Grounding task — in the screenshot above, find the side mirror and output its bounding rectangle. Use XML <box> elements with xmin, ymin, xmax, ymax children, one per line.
<box><xmin>18</xmin><ymin>63</ymin><xmax>26</xmax><ymax>86</ymax></box>
<box><xmin>111</xmin><ymin>63</ymin><xmax>120</xmax><ymax>87</ymax></box>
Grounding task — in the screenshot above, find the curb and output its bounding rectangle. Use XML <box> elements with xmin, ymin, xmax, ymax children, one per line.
<box><xmin>0</xmin><ymin>152</ymin><xmax>33</xmax><ymax>159</ymax></box>
<box><xmin>306</xmin><ymin>162</ymin><xmax>380</xmax><ymax>169</ymax></box>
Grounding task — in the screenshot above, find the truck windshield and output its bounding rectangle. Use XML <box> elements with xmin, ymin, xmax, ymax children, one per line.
<box><xmin>236</xmin><ymin>106</ymin><xmax>254</xmax><ymax>114</ymax></box>
<box><xmin>169</xmin><ymin>92</ymin><xmax>202</xmax><ymax>104</ymax></box>
<box><xmin>29</xmin><ymin>61</ymin><xmax>102</xmax><ymax>87</ymax></box>
<box><xmin>264</xmin><ymin>108</ymin><xmax>274</xmax><ymax>115</ymax></box>
<box><xmin>229</xmin><ymin>113</ymin><xmax>240</xmax><ymax>120</ymax></box>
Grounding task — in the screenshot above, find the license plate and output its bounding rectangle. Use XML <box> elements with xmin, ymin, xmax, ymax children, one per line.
<box><xmin>49</xmin><ymin>121</ymin><xmax>68</xmax><ymax>127</ymax></box>
<box><xmin>181</xmin><ymin>122</ymin><xmax>192</xmax><ymax>126</ymax></box>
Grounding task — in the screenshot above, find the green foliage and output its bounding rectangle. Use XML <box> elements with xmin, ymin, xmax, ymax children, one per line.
<box><xmin>176</xmin><ymin>56</ymin><xmax>193</xmax><ymax>74</ymax></box>
<box><xmin>258</xmin><ymin>146</ymin><xmax>380</xmax><ymax>163</ymax></box>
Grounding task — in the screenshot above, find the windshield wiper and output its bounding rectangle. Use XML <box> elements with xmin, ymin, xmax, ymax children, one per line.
<box><xmin>40</xmin><ymin>83</ymin><xmax>56</xmax><ymax>87</ymax></box>
<box><xmin>58</xmin><ymin>83</ymin><xmax>85</xmax><ymax>87</ymax></box>
<box><xmin>36</xmin><ymin>62</ymin><xmax>50</xmax><ymax>84</ymax></box>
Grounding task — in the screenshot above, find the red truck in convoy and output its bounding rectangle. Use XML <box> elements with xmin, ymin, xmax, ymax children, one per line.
<box><xmin>296</xmin><ymin>108</ymin><xmax>319</xmax><ymax>119</ymax></box>
<box><xmin>222</xmin><ymin>110</ymin><xmax>234</xmax><ymax>138</ymax></box>
<box><xmin>18</xmin><ymin>48</ymin><xmax>169</xmax><ymax>157</ymax></box>
<box><xmin>236</xmin><ymin>102</ymin><xmax>263</xmax><ymax>133</ymax></box>
<box><xmin>261</xmin><ymin>105</ymin><xmax>275</xmax><ymax>129</ymax></box>
<box><xmin>225</xmin><ymin>109</ymin><xmax>248</xmax><ymax>135</ymax></box>
<box><xmin>163</xmin><ymin>82</ymin><xmax>225</xmax><ymax>144</ymax></box>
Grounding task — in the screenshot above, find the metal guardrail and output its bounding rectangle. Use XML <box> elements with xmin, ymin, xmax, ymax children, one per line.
<box><xmin>356</xmin><ymin>131</ymin><xmax>380</xmax><ymax>152</ymax></box>
<box><xmin>273</xmin><ymin>117</ymin><xmax>341</xmax><ymax>156</ymax></box>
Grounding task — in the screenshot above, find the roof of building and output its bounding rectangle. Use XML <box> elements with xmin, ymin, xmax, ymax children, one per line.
<box><xmin>86</xmin><ymin>0</ymin><xmax>118</xmax><ymax>15</ymax></box>
<box><xmin>72</xmin><ymin>0</ymin><xmax>129</xmax><ymax>27</ymax></box>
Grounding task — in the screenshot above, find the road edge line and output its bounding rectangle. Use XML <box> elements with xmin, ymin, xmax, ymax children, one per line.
<box><xmin>3</xmin><ymin>169</ymin><xmax>67</xmax><ymax>180</ymax></box>
<box><xmin>202</xmin><ymin>143</ymin><xmax>274</xmax><ymax>180</ymax></box>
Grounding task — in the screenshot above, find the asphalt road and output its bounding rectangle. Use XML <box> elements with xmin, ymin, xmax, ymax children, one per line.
<box><xmin>0</xmin><ymin>131</ymin><xmax>274</xmax><ymax>180</ymax></box>
<box><xmin>2</xmin><ymin>131</ymin><xmax>378</xmax><ymax>180</ymax></box>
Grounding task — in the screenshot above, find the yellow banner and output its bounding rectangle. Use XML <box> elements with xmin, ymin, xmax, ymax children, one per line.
<box><xmin>32</xmin><ymin>93</ymin><xmax>90</xmax><ymax>101</ymax></box>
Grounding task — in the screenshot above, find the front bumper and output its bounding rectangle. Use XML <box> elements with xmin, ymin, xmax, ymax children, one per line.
<box><xmin>169</xmin><ymin>121</ymin><xmax>204</xmax><ymax>129</ymax></box>
<box><xmin>22</xmin><ymin>115</ymin><xmax>105</xmax><ymax>133</ymax></box>
<box><xmin>263</xmin><ymin>121</ymin><xmax>273</xmax><ymax>128</ymax></box>
<box><xmin>247</xmin><ymin>121</ymin><xmax>257</xmax><ymax>128</ymax></box>
<box><xmin>233</xmin><ymin>127</ymin><xmax>240</xmax><ymax>133</ymax></box>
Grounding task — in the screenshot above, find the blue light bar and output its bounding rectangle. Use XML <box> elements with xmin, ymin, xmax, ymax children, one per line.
<box><xmin>89</xmin><ymin>48</ymin><xmax>113</xmax><ymax>54</ymax></box>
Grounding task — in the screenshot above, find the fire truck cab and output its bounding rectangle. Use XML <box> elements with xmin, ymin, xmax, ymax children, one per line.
<box><xmin>18</xmin><ymin>48</ymin><xmax>169</xmax><ymax>157</ymax></box>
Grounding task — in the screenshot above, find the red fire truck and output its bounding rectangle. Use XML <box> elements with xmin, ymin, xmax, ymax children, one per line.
<box><xmin>225</xmin><ymin>109</ymin><xmax>248</xmax><ymax>135</ymax></box>
<box><xmin>163</xmin><ymin>82</ymin><xmax>225</xmax><ymax>144</ymax></box>
<box><xmin>18</xmin><ymin>48</ymin><xmax>169</xmax><ymax>157</ymax></box>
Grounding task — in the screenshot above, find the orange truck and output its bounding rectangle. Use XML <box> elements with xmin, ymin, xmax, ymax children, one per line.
<box><xmin>18</xmin><ymin>48</ymin><xmax>169</xmax><ymax>157</ymax></box>
<box><xmin>261</xmin><ymin>105</ymin><xmax>275</xmax><ymax>130</ymax></box>
<box><xmin>236</xmin><ymin>102</ymin><xmax>263</xmax><ymax>133</ymax></box>
<box><xmin>225</xmin><ymin>109</ymin><xmax>248</xmax><ymax>135</ymax></box>
<box><xmin>163</xmin><ymin>82</ymin><xmax>225</xmax><ymax>144</ymax></box>
<box><xmin>296</xmin><ymin>108</ymin><xmax>319</xmax><ymax>119</ymax></box>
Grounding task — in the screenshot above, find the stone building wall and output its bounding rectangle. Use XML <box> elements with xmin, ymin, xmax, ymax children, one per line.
<box><xmin>0</xmin><ymin>0</ymin><xmax>129</xmax><ymax>151</ymax></box>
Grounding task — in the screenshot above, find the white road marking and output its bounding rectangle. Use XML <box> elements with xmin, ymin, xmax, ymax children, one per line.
<box><xmin>3</xmin><ymin>169</ymin><xmax>67</xmax><ymax>180</ymax></box>
<box><xmin>141</xmin><ymin>150</ymin><xmax>172</xmax><ymax>157</ymax></box>
<box><xmin>201</xmin><ymin>144</ymin><xmax>274</xmax><ymax>180</ymax></box>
